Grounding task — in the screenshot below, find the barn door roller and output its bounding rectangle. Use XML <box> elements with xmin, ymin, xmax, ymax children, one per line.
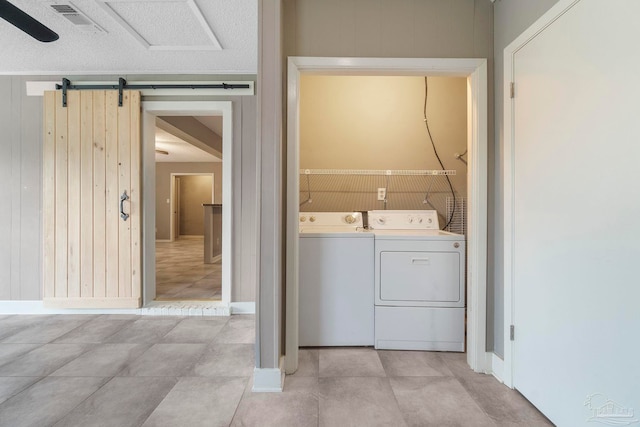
<box><xmin>55</xmin><ymin>77</ymin><xmax>251</xmax><ymax>107</ymax></box>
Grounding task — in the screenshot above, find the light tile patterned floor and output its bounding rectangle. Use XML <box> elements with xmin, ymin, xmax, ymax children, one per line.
<box><xmin>0</xmin><ymin>314</ymin><xmax>553</xmax><ymax>427</ymax></box>
<box><xmin>155</xmin><ymin>237</ymin><xmax>221</xmax><ymax>301</ymax></box>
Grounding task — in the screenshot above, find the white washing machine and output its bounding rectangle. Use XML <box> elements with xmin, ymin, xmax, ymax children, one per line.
<box><xmin>368</xmin><ymin>210</ymin><xmax>465</xmax><ymax>352</ymax></box>
<box><xmin>298</xmin><ymin>212</ymin><xmax>374</xmax><ymax>346</ymax></box>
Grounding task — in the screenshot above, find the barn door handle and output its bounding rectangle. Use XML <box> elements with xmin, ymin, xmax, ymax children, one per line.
<box><xmin>120</xmin><ymin>191</ymin><xmax>130</xmax><ymax>221</ymax></box>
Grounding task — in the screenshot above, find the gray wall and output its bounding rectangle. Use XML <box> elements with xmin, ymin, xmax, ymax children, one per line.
<box><xmin>0</xmin><ymin>77</ymin><xmax>257</xmax><ymax>304</ymax></box>
<box><xmin>0</xmin><ymin>76</ymin><xmax>44</xmax><ymax>300</ymax></box>
<box><xmin>492</xmin><ymin>0</ymin><xmax>559</xmax><ymax>357</ymax></box>
<box><xmin>155</xmin><ymin>163</ymin><xmax>222</xmax><ymax>240</ymax></box>
<box><xmin>229</xmin><ymin>96</ymin><xmax>258</xmax><ymax>303</ymax></box>
<box><xmin>179</xmin><ymin>175</ymin><xmax>213</xmax><ymax>236</ymax></box>
<box><xmin>285</xmin><ymin>0</ymin><xmax>493</xmax><ymax>60</ymax></box>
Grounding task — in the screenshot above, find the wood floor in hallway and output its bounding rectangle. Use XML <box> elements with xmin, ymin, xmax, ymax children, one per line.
<box><xmin>155</xmin><ymin>237</ymin><xmax>221</xmax><ymax>301</ymax></box>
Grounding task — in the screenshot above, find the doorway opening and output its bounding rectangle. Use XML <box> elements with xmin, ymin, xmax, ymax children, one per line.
<box><xmin>285</xmin><ymin>57</ymin><xmax>488</xmax><ymax>374</ymax></box>
<box><xmin>170</xmin><ymin>174</ymin><xmax>215</xmax><ymax>241</ymax></box>
<box><xmin>155</xmin><ymin>172</ymin><xmax>219</xmax><ymax>301</ymax></box>
<box><xmin>152</xmin><ymin>115</ymin><xmax>222</xmax><ymax>301</ymax></box>
<box><xmin>142</xmin><ymin>101</ymin><xmax>233</xmax><ymax>308</ymax></box>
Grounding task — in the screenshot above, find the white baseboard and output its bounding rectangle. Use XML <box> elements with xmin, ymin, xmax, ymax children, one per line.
<box><xmin>0</xmin><ymin>300</ymin><xmax>244</xmax><ymax>317</ymax></box>
<box><xmin>252</xmin><ymin>356</ymin><xmax>285</xmax><ymax>392</ymax></box>
<box><xmin>489</xmin><ymin>352</ymin><xmax>505</xmax><ymax>384</ymax></box>
<box><xmin>230</xmin><ymin>302</ymin><xmax>255</xmax><ymax>314</ymax></box>
<box><xmin>155</xmin><ymin>239</ymin><xmax>172</xmax><ymax>243</ymax></box>
<box><xmin>0</xmin><ymin>300</ymin><xmax>140</xmax><ymax>315</ymax></box>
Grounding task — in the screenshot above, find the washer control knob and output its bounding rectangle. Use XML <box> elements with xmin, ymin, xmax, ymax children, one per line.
<box><xmin>427</xmin><ymin>218</ymin><xmax>433</xmax><ymax>224</ymax></box>
<box><xmin>345</xmin><ymin>214</ymin><xmax>356</xmax><ymax>224</ymax></box>
<box><xmin>300</xmin><ymin>216</ymin><xmax>306</xmax><ymax>222</ymax></box>
<box><xmin>454</xmin><ymin>242</ymin><xmax>460</xmax><ymax>248</ymax></box>
<box><xmin>377</xmin><ymin>217</ymin><xmax>386</xmax><ymax>225</ymax></box>
<box><xmin>309</xmin><ymin>216</ymin><xmax>316</xmax><ymax>223</ymax></box>
<box><xmin>407</xmin><ymin>217</ymin><xmax>413</xmax><ymax>224</ymax></box>
<box><xmin>417</xmin><ymin>218</ymin><xmax>423</xmax><ymax>224</ymax></box>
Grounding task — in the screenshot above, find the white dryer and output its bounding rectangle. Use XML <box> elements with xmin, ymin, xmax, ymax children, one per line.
<box><xmin>368</xmin><ymin>210</ymin><xmax>465</xmax><ymax>352</ymax></box>
<box><xmin>298</xmin><ymin>212</ymin><xmax>374</xmax><ymax>346</ymax></box>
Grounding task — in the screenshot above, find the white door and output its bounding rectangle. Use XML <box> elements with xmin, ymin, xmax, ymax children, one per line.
<box><xmin>511</xmin><ymin>1</ymin><xmax>640</xmax><ymax>425</ymax></box>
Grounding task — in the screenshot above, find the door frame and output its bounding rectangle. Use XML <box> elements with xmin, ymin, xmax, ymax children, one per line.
<box><xmin>502</xmin><ymin>0</ymin><xmax>580</xmax><ymax>388</ymax></box>
<box><xmin>169</xmin><ymin>173</ymin><xmax>215</xmax><ymax>241</ymax></box>
<box><xmin>173</xmin><ymin>176</ymin><xmax>181</xmax><ymax>240</ymax></box>
<box><xmin>142</xmin><ymin>101</ymin><xmax>232</xmax><ymax>307</ymax></box>
<box><xmin>285</xmin><ymin>57</ymin><xmax>488</xmax><ymax>374</ymax></box>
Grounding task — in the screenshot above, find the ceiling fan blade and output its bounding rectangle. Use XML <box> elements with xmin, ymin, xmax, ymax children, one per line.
<box><xmin>0</xmin><ymin>0</ymin><xmax>59</xmax><ymax>42</ymax></box>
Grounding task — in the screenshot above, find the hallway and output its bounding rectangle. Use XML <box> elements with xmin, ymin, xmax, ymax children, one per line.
<box><xmin>0</xmin><ymin>314</ymin><xmax>551</xmax><ymax>426</ymax></box>
<box><xmin>156</xmin><ymin>237</ymin><xmax>222</xmax><ymax>300</ymax></box>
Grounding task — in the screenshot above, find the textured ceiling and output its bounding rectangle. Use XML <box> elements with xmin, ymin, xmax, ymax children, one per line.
<box><xmin>0</xmin><ymin>0</ymin><xmax>257</xmax><ymax>74</ymax></box>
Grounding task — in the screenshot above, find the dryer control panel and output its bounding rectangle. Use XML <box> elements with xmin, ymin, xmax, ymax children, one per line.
<box><xmin>368</xmin><ymin>210</ymin><xmax>440</xmax><ymax>230</ymax></box>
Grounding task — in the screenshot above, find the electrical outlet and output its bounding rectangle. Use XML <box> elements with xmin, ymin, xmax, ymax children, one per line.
<box><xmin>377</xmin><ymin>188</ymin><xmax>386</xmax><ymax>201</ymax></box>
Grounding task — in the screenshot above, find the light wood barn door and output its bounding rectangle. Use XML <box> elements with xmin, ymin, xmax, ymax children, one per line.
<box><xmin>43</xmin><ymin>90</ymin><xmax>141</xmax><ymax>308</ymax></box>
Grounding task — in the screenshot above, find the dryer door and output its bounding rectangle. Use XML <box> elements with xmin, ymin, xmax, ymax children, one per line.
<box><xmin>379</xmin><ymin>251</ymin><xmax>461</xmax><ymax>304</ymax></box>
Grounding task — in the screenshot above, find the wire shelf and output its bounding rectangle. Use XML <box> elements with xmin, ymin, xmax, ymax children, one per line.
<box><xmin>446</xmin><ymin>196</ymin><xmax>467</xmax><ymax>235</ymax></box>
<box><xmin>299</xmin><ymin>169</ymin><xmax>459</xmax><ymax>222</ymax></box>
<box><xmin>300</xmin><ymin>169</ymin><xmax>456</xmax><ymax>176</ymax></box>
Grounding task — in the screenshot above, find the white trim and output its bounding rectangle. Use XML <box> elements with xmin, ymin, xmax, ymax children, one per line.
<box><xmin>155</xmin><ymin>239</ymin><xmax>172</xmax><ymax>243</ymax></box>
<box><xmin>0</xmin><ymin>300</ymin><xmax>252</xmax><ymax>316</ymax></box>
<box><xmin>284</xmin><ymin>58</ymin><xmax>300</xmax><ymax>375</ymax></box>
<box><xmin>26</xmin><ymin>81</ymin><xmax>58</xmax><ymax>96</ymax></box>
<box><xmin>230</xmin><ymin>302</ymin><xmax>256</xmax><ymax>314</ymax></box>
<box><xmin>502</xmin><ymin>0</ymin><xmax>581</xmax><ymax>389</ymax></box>
<box><xmin>285</xmin><ymin>56</ymin><xmax>489</xmax><ymax>375</ymax></box>
<box><xmin>252</xmin><ymin>357</ymin><xmax>285</xmax><ymax>392</ymax></box>
<box><xmin>489</xmin><ymin>352</ymin><xmax>505</xmax><ymax>384</ymax></box>
<box><xmin>96</xmin><ymin>0</ymin><xmax>222</xmax><ymax>51</ymax></box>
<box><xmin>142</xmin><ymin>101</ymin><xmax>233</xmax><ymax>309</ymax></box>
<box><xmin>465</xmin><ymin>60</ymin><xmax>489</xmax><ymax>374</ymax></box>
<box><xmin>0</xmin><ymin>301</ymin><xmax>139</xmax><ymax>315</ymax></box>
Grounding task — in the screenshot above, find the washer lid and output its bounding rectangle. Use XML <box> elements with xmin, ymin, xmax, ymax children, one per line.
<box><xmin>299</xmin><ymin>226</ymin><xmax>372</xmax><ymax>237</ymax></box>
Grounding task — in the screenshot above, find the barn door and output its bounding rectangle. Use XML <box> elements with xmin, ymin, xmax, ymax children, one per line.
<box><xmin>43</xmin><ymin>90</ymin><xmax>141</xmax><ymax>308</ymax></box>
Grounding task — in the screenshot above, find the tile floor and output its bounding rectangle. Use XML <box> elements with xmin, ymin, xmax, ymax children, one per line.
<box><xmin>156</xmin><ymin>237</ymin><xmax>222</xmax><ymax>300</ymax></box>
<box><xmin>0</xmin><ymin>314</ymin><xmax>553</xmax><ymax>427</ymax></box>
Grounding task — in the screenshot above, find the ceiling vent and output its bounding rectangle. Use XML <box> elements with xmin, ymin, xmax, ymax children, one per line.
<box><xmin>48</xmin><ymin>1</ymin><xmax>106</xmax><ymax>33</ymax></box>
